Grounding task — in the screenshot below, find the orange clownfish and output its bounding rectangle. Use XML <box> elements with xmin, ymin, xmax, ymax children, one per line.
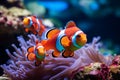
<box><xmin>23</xmin><ymin>16</ymin><xmax>45</xmax><ymax>37</ymax></box>
<box><xmin>41</xmin><ymin>21</ymin><xmax>87</xmax><ymax>58</ymax></box>
<box><xmin>26</xmin><ymin>42</ymin><xmax>47</xmax><ymax>65</ymax></box>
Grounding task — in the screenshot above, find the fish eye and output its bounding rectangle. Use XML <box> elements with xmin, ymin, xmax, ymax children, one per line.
<box><xmin>76</xmin><ymin>35</ymin><xmax>81</xmax><ymax>38</ymax></box>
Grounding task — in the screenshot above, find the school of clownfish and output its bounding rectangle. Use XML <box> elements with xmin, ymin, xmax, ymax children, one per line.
<box><xmin>23</xmin><ymin>16</ymin><xmax>87</xmax><ymax>65</ymax></box>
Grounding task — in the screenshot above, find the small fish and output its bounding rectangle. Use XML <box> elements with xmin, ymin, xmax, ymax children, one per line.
<box><xmin>23</xmin><ymin>16</ymin><xmax>45</xmax><ymax>37</ymax></box>
<box><xmin>41</xmin><ymin>21</ymin><xmax>87</xmax><ymax>57</ymax></box>
<box><xmin>26</xmin><ymin>41</ymin><xmax>47</xmax><ymax>66</ymax></box>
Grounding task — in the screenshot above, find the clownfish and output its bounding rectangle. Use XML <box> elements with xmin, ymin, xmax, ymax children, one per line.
<box><xmin>41</xmin><ymin>21</ymin><xmax>87</xmax><ymax>58</ymax></box>
<box><xmin>23</xmin><ymin>16</ymin><xmax>45</xmax><ymax>37</ymax></box>
<box><xmin>26</xmin><ymin>41</ymin><xmax>47</xmax><ymax>66</ymax></box>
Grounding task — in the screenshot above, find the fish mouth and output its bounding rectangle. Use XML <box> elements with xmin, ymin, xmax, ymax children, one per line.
<box><xmin>79</xmin><ymin>38</ymin><xmax>87</xmax><ymax>46</ymax></box>
<box><xmin>82</xmin><ymin>39</ymin><xmax>87</xmax><ymax>43</ymax></box>
<box><xmin>81</xmin><ymin>34</ymin><xmax>87</xmax><ymax>44</ymax></box>
<box><xmin>82</xmin><ymin>39</ymin><xmax>87</xmax><ymax>44</ymax></box>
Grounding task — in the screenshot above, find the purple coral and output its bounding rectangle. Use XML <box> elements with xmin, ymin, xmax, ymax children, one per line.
<box><xmin>0</xmin><ymin>35</ymin><xmax>113</xmax><ymax>80</ymax></box>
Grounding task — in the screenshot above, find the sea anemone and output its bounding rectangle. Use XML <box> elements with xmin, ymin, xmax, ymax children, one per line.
<box><xmin>0</xmin><ymin>35</ymin><xmax>114</xmax><ymax>80</ymax></box>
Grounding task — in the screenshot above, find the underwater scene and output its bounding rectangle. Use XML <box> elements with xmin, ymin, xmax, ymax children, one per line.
<box><xmin>0</xmin><ymin>0</ymin><xmax>120</xmax><ymax>80</ymax></box>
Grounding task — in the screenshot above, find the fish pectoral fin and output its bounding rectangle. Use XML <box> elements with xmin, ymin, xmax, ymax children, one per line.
<box><xmin>46</xmin><ymin>29</ymin><xmax>60</xmax><ymax>39</ymax></box>
<box><xmin>61</xmin><ymin>36</ymin><xmax>71</xmax><ymax>47</ymax></box>
<box><xmin>27</xmin><ymin>52</ymin><xmax>36</xmax><ymax>61</ymax></box>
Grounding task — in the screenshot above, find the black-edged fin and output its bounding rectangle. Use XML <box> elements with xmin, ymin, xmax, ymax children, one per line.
<box><xmin>52</xmin><ymin>51</ymin><xmax>60</xmax><ymax>57</ymax></box>
<box><xmin>46</xmin><ymin>28</ymin><xmax>60</xmax><ymax>39</ymax></box>
<box><xmin>27</xmin><ymin>46</ymin><xmax>34</xmax><ymax>53</ymax></box>
<box><xmin>65</xmin><ymin>21</ymin><xmax>76</xmax><ymax>29</ymax></box>
<box><xmin>52</xmin><ymin>51</ymin><xmax>57</xmax><ymax>57</ymax></box>
<box><xmin>26</xmin><ymin>53</ymin><xmax>30</xmax><ymax>60</ymax></box>
<box><xmin>62</xmin><ymin>50</ymin><xmax>69</xmax><ymax>58</ymax></box>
